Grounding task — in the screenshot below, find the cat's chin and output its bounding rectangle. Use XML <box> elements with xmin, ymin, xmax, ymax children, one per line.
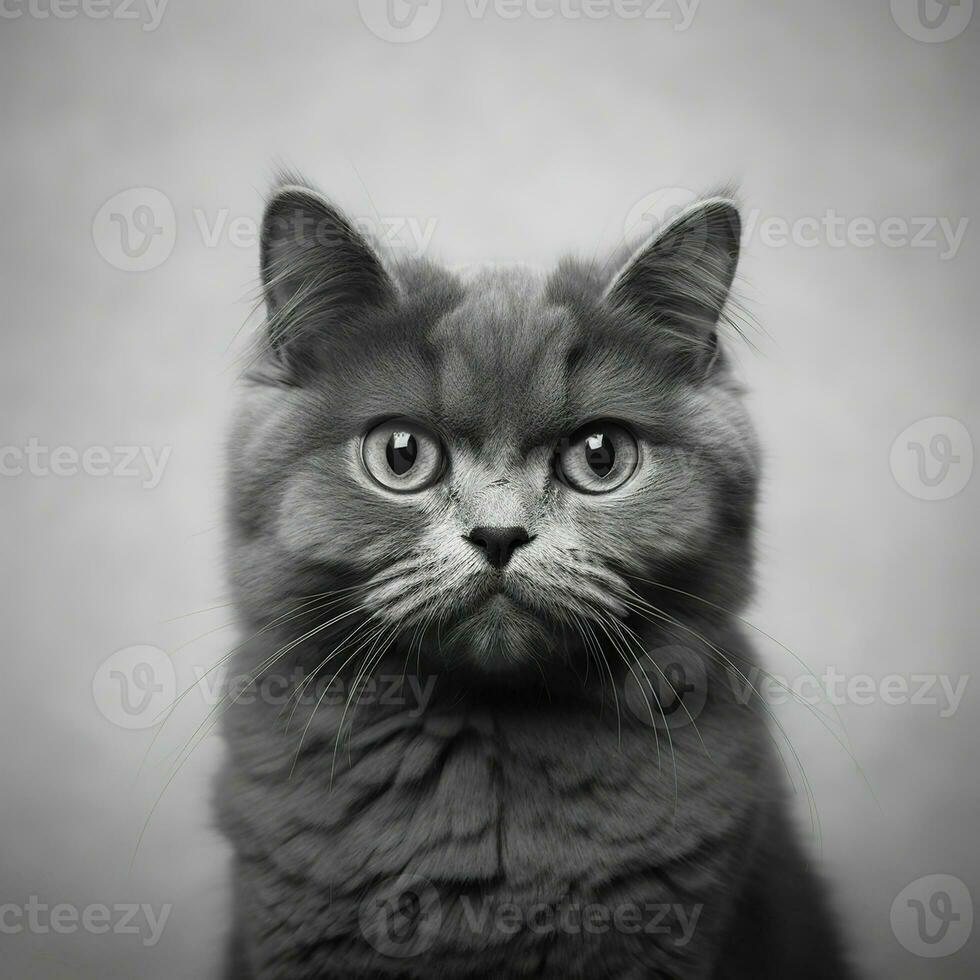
<box><xmin>438</xmin><ymin>591</ymin><xmax>558</xmax><ymax>675</ymax></box>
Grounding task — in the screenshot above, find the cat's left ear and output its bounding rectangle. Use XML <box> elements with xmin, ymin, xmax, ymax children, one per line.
<box><xmin>604</xmin><ymin>197</ymin><xmax>741</xmax><ymax>373</ymax></box>
<box><xmin>257</xmin><ymin>181</ymin><xmax>395</xmax><ymax>380</ymax></box>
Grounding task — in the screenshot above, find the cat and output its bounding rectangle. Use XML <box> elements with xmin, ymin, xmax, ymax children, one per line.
<box><xmin>216</xmin><ymin>174</ymin><xmax>855</xmax><ymax>979</ymax></box>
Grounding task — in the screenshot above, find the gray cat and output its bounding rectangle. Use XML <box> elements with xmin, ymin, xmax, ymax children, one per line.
<box><xmin>217</xmin><ymin>175</ymin><xmax>854</xmax><ymax>979</ymax></box>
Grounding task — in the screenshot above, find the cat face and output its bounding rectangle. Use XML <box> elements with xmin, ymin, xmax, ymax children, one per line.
<box><xmin>227</xmin><ymin>181</ymin><xmax>759</xmax><ymax>677</ymax></box>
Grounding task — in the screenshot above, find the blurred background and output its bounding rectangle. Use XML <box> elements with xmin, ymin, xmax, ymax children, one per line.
<box><xmin>1</xmin><ymin>1</ymin><xmax>977</xmax><ymax>976</ymax></box>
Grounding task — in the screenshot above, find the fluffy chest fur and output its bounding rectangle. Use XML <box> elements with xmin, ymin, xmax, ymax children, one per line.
<box><xmin>218</xmin><ymin>640</ymin><xmax>773</xmax><ymax>980</ymax></box>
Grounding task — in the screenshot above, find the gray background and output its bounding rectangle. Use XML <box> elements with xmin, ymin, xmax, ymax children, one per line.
<box><xmin>1</xmin><ymin>1</ymin><xmax>978</xmax><ymax>976</ymax></box>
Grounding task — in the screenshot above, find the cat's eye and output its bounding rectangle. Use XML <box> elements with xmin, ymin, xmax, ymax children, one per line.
<box><xmin>556</xmin><ymin>421</ymin><xmax>638</xmax><ymax>494</ymax></box>
<box><xmin>361</xmin><ymin>418</ymin><xmax>444</xmax><ymax>492</ymax></box>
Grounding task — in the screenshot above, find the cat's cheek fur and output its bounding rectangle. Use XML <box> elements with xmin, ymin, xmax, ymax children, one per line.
<box><xmin>274</xmin><ymin>447</ymin><xmax>434</xmax><ymax>569</ymax></box>
<box><xmin>567</xmin><ymin>455</ymin><xmax>719</xmax><ymax>567</ymax></box>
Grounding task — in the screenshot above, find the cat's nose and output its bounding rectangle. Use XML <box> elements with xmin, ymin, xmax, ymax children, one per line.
<box><xmin>465</xmin><ymin>526</ymin><xmax>531</xmax><ymax>569</ymax></box>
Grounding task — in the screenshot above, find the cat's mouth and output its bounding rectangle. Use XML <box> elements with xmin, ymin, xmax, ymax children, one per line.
<box><xmin>363</xmin><ymin>556</ymin><xmax>630</xmax><ymax>674</ymax></box>
<box><xmin>472</xmin><ymin>578</ymin><xmax>544</xmax><ymax>621</ymax></box>
<box><xmin>483</xmin><ymin>589</ymin><xmax>518</xmax><ymax>608</ymax></box>
<box><xmin>454</xmin><ymin>583</ymin><xmax>531</xmax><ymax>626</ymax></box>
<box><xmin>406</xmin><ymin>575</ymin><xmax>554</xmax><ymax>672</ymax></box>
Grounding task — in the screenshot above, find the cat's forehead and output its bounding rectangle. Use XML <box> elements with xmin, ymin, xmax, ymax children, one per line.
<box><xmin>428</xmin><ymin>268</ymin><xmax>580</xmax><ymax>447</ymax></box>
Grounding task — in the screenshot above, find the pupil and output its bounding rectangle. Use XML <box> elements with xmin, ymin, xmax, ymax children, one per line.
<box><xmin>585</xmin><ymin>432</ymin><xmax>614</xmax><ymax>477</ymax></box>
<box><xmin>386</xmin><ymin>431</ymin><xmax>418</xmax><ymax>475</ymax></box>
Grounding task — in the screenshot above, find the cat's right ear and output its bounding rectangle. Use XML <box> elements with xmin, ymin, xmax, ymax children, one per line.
<box><xmin>257</xmin><ymin>182</ymin><xmax>394</xmax><ymax>381</ymax></box>
<box><xmin>603</xmin><ymin>197</ymin><xmax>741</xmax><ymax>376</ymax></box>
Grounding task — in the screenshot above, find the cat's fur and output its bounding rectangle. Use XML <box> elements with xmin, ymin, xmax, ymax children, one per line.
<box><xmin>217</xmin><ymin>176</ymin><xmax>854</xmax><ymax>979</ymax></box>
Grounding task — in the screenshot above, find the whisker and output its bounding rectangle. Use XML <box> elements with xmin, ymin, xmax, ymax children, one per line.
<box><xmin>619</xmin><ymin>596</ymin><xmax>823</xmax><ymax>848</ymax></box>
<box><xmin>288</xmin><ymin>618</ymin><xmax>394</xmax><ymax>781</ymax></box>
<box><xmin>135</xmin><ymin>592</ymin><xmax>359</xmax><ymax>783</ymax></box>
<box><xmin>606</xmin><ymin>613</ymin><xmax>680</xmax><ymax>818</ymax></box>
<box><xmin>621</xmin><ymin>587</ymin><xmax>873</xmax><ymax>808</ymax></box>
<box><xmin>625</xmin><ymin>571</ymin><xmax>851</xmax><ymax>743</ymax></box>
<box><xmin>279</xmin><ymin>613</ymin><xmax>379</xmax><ymax>733</ymax></box>
<box><xmin>328</xmin><ymin>624</ymin><xmax>400</xmax><ymax>783</ymax></box>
